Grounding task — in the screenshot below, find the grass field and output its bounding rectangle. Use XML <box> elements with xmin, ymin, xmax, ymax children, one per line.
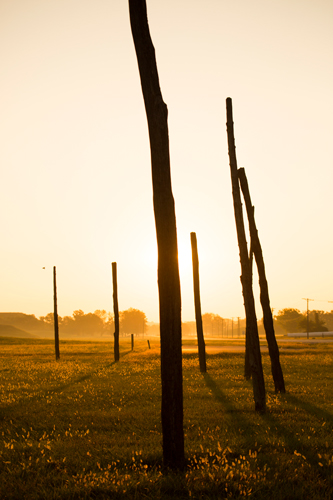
<box><xmin>0</xmin><ymin>337</ymin><xmax>332</xmax><ymax>499</ymax></box>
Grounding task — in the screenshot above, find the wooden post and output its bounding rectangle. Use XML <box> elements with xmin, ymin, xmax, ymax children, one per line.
<box><xmin>131</xmin><ymin>333</ymin><xmax>134</xmax><ymax>351</ymax></box>
<box><xmin>238</xmin><ymin>167</ymin><xmax>285</xmax><ymax>393</ymax></box>
<box><xmin>112</xmin><ymin>262</ymin><xmax>120</xmax><ymax>362</ymax></box>
<box><xmin>129</xmin><ymin>0</ymin><xmax>184</xmax><ymax>469</ymax></box>
<box><xmin>244</xmin><ymin>242</ymin><xmax>254</xmax><ymax>380</ymax></box>
<box><xmin>53</xmin><ymin>266</ymin><xmax>60</xmax><ymax>360</ymax></box>
<box><xmin>190</xmin><ymin>232</ymin><xmax>207</xmax><ymax>372</ymax></box>
<box><xmin>147</xmin><ymin>339</ymin><xmax>151</xmax><ymax>349</ymax></box>
<box><xmin>226</xmin><ymin>97</ymin><xmax>266</xmax><ymax>412</ymax></box>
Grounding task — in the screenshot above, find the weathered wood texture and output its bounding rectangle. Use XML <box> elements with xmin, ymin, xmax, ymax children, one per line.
<box><xmin>226</xmin><ymin>97</ymin><xmax>266</xmax><ymax>412</ymax></box>
<box><xmin>53</xmin><ymin>266</ymin><xmax>60</xmax><ymax>361</ymax></box>
<box><xmin>112</xmin><ymin>262</ymin><xmax>120</xmax><ymax>362</ymax></box>
<box><xmin>129</xmin><ymin>0</ymin><xmax>184</xmax><ymax>469</ymax></box>
<box><xmin>190</xmin><ymin>232</ymin><xmax>207</xmax><ymax>372</ymax></box>
<box><xmin>238</xmin><ymin>167</ymin><xmax>285</xmax><ymax>393</ymax></box>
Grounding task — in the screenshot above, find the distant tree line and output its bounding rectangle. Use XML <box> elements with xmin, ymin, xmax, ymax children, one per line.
<box><xmin>274</xmin><ymin>308</ymin><xmax>331</xmax><ymax>333</ymax></box>
<box><xmin>2</xmin><ymin>308</ymin><xmax>331</xmax><ymax>339</ymax></box>
<box><xmin>0</xmin><ymin>309</ymin><xmax>148</xmax><ymax>338</ymax></box>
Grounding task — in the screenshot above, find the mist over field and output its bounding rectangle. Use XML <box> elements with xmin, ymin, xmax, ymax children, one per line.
<box><xmin>1</xmin><ymin>308</ymin><xmax>333</xmax><ymax>341</ymax></box>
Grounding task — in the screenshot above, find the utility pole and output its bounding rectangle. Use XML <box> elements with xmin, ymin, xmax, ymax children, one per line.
<box><xmin>302</xmin><ymin>298</ymin><xmax>314</xmax><ymax>340</ymax></box>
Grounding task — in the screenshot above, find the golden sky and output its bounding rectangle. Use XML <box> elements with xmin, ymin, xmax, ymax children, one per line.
<box><xmin>1</xmin><ymin>0</ymin><xmax>333</xmax><ymax>322</ymax></box>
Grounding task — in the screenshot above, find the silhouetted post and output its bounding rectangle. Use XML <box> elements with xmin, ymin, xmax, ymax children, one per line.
<box><xmin>238</xmin><ymin>167</ymin><xmax>285</xmax><ymax>393</ymax></box>
<box><xmin>226</xmin><ymin>97</ymin><xmax>266</xmax><ymax>412</ymax></box>
<box><xmin>244</xmin><ymin>242</ymin><xmax>254</xmax><ymax>380</ymax></box>
<box><xmin>53</xmin><ymin>266</ymin><xmax>60</xmax><ymax>360</ymax></box>
<box><xmin>112</xmin><ymin>262</ymin><xmax>120</xmax><ymax>362</ymax></box>
<box><xmin>190</xmin><ymin>232</ymin><xmax>207</xmax><ymax>372</ymax></box>
<box><xmin>147</xmin><ymin>339</ymin><xmax>151</xmax><ymax>349</ymax></box>
<box><xmin>129</xmin><ymin>0</ymin><xmax>184</xmax><ymax>469</ymax></box>
<box><xmin>131</xmin><ymin>333</ymin><xmax>134</xmax><ymax>351</ymax></box>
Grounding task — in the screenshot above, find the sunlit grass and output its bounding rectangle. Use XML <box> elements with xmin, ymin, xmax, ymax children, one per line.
<box><xmin>0</xmin><ymin>337</ymin><xmax>332</xmax><ymax>499</ymax></box>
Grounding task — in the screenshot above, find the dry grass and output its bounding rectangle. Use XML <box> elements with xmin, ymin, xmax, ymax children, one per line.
<box><xmin>0</xmin><ymin>337</ymin><xmax>332</xmax><ymax>499</ymax></box>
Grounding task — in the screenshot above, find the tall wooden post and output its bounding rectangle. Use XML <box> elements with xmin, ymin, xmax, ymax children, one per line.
<box><xmin>226</xmin><ymin>97</ymin><xmax>266</xmax><ymax>412</ymax></box>
<box><xmin>129</xmin><ymin>0</ymin><xmax>184</xmax><ymax>469</ymax></box>
<box><xmin>112</xmin><ymin>262</ymin><xmax>120</xmax><ymax>362</ymax></box>
<box><xmin>53</xmin><ymin>266</ymin><xmax>60</xmax><ymax>361</ymax></box>
<box><xmin>190</xmin><ymin>232</ymin><xmax>207</xmax><ymax>372</ymax></box>
<box><xmin>238</xmin><ymin>167</ymin><xmax>285</xmax><ymax>393</ymax></box>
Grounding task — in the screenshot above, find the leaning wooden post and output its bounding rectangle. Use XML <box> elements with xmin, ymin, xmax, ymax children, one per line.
<box><xmin>53</xmin><ymin>266</ymin><xmax>60</xmax><ymax>360</ymax></box>
<box><xmin>190</xmin><ymin>232</ymin><xmax>207</xmax><ymax>372</ymax></box>
<box><xmin>226</xmin><ymin>97</ymin><xmax>266</xmax><ymax>412</ymax></box>
<box><xmin>112</xmin><ymin>262</ymin><xmax>120</xmax><ymax>362</ymax></box>
<box><xmin>244</xmin><ymin>242</ymin><xmax>253</xmax><ymax>380</ymax></box>
<box><xmin>238</xmin><ymin>167</ymin><xmax>285</xmax><ymax>393</ymax></box>
<box><xmin>129</xmin><ymin>0</ymin><xmax>184</xmax><ymax>469</ymax></box>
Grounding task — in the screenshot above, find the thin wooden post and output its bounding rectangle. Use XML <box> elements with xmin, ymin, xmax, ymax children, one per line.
<box><xmin>129</xmin><ymin>0</ymin><xmax>184</xmax><ymax>468</ymax></box>
<box><xmin>226</xmin><ymin>97</ymin><xmax>266</xmax><ymax>412</ymax></box>
<box><xmin>53</xmin><ymin>266</ymin><xmax>60</xmax><ymax>360</ymax></box>
<box><xmin>190</xmin><ymin>232</ymin><xmax>206</xmax><ymax>372</ymax></box>
<box><xmin>131</xmin><ymin>333</ymin><xmax>134</xmax><ymax>351</ymax></box>
<box><xmin>112</xmin><ymin>262</ymin><xmax>120</xmax><ymax>362</ymax></box>
<box><xmin>244</xmin><ymin>242</ymin><xmax>254</xmax><ymax>380</ymax></box>
<box><xmin>238</xmin><ymin>167</ymin><xmax>285</xmax><ymax>393</ymax></box>
<box><xmin>147</xmin><ymin>339</ymin><xmax>151</xmax><ymax>349</ymax></box>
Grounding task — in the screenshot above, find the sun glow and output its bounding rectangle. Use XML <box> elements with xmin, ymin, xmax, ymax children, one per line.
<box><xmin>143</xmin><ymin>231</ymin><xmax>212</xmax><ymax>278</ymax></box>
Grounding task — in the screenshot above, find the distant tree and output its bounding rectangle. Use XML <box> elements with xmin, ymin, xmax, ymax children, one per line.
<box><xmin>202</xmin><ymin>313</ymin><xmax>215</xmax><ymax>335</ymax></box>
<box><xmin>73</xmin><ymin>309</ymin><xmax>85</xmax><ymax>320</ymax></box>
<box><xmin>201</xmin><ymin>313</ymin><xmax>225</xmax><ymax>336</ymax></box>
<box><xmin>299</xmin><ymin>311</ymin><xmax>328</xmax><ymax>333</ymax></box>
<box><xmin>275</xmin><ymin>309</ymin><xmax>305</xmax><ymax>333</ymax></box>
<box><xmin>102</xmin><ymin>312</ymin><xmax>115</xmax><ymax>337</ymax></box>
<box><xmin>182</xmin><ymin>321</ymin><xmax>196</xmax><ymax>336</ymax></box>
<box><xmin>120</xmin><ymin>308</ymin><xmax>147</xmax><ymax>336</ymax></box>
<box><xmin>61</xmin><ymin>315</ymin><xmax>75</xmax><ymax>333</ymax></box>
<box><xmin>322</xmin><ymin>311</ymin><xmax>333</xmax><ymax>331</ymax></box>
<box><xmin>61</xmin><ymin>310</ymin><xmax>104</xmax><ymax>337</ymax></box>
<box><xmin>94</xmin><ymin>310</ymin><xmax>108</xmax><ymax>322</ymax></box>
<box><xmin>39</xmin><ymin>313</ymin><xmax>54</xmax><ymax>328</ymax></box>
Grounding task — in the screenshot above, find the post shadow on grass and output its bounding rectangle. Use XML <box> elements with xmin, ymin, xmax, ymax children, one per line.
<box><xmin>202</xmin><ymin>372</ymin><xmax>261</xmax><ymax>449</ymax></box>
<box><xmin>0</xmin><ymin>352</ymin><xmax>134</xmax><ymax>419</ymax></box>
<box><xmin>203</xmin><ymin>373</ymin><xmax>235</xmax><ymax>413</ymax></box>
<box><xmin>283</xmin><ymin>393</ymin><xmax>333</xmax><ymax>425</ymax></box>
<box><xmin>258</xmin><ymin>400</ymin><xmax>333</xmax><ymax>472</ymax></box>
